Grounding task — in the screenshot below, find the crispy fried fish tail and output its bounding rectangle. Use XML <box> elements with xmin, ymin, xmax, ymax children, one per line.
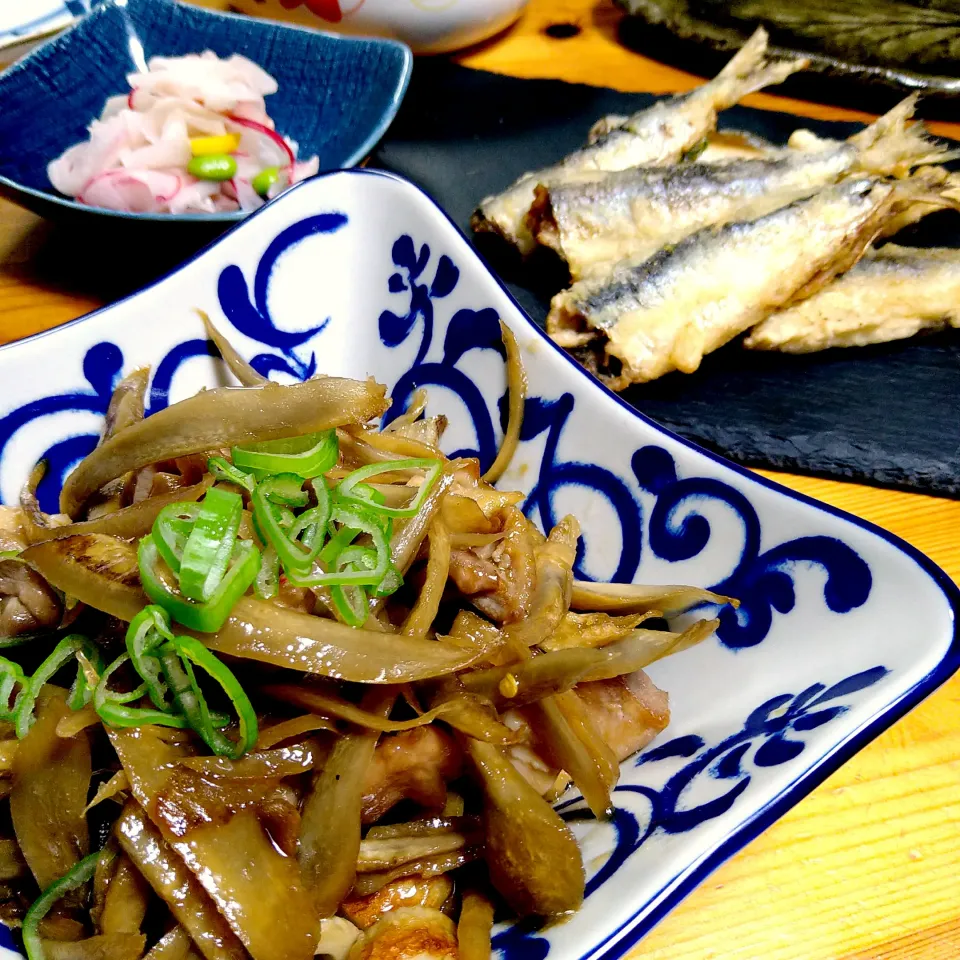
<box><xmin>788</xmin><ymin>96</ymin><xmax>959</xmax><ymax>177</ymax></box>
<box><xmin>875</xmin><ymin>167</ymin><xmax>960</xmax><ymax>237</ymax></box>
<box><xmin>678</xmin><ymin>27</ymin><xmax>806</xmax><ymax>115</ymax></box>
<box><xmin>849</xmin><ymin>95</ymin><xmax>959</xmax><ymax>176</ymax></box>
<box><xmin>589</xmin><ymin>29</ymin><xmax>805</xmax><ymax>142</ymax></box>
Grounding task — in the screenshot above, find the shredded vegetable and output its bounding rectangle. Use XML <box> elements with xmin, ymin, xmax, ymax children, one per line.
<box><xmin>232</xmin><ymin>430</ymin><xmax>338</xmax><ymax>479</ymax></box>
<box><xmin>47</xmin><ymin>53</ymin><xmax>319</xmax><ymax>215</ymax></box>
<box><xmin>158</xmin><ymin>635</ymin><xmax>256</xmax><ymax>759</ymax></box>
<box><xmin>0</xmin><ymin>319</ymin><xmax>737</xmax><ymax>960</ymax></box>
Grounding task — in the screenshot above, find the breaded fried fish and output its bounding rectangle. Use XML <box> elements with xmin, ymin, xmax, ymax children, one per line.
<box><xmin>547</xmin><ymin>175</ymin><xmax>958</xmax><ymax>388</ymax></box>
<box><xmin>471</xmin><ymin>28</ymin><xmax>806</xmax><ymax>255</ymax></box>
<box><xmin>744</xmin><ymin>244</ymin><xmax>960</xmax><ymax>353</ymax></box>
<box><xmin>532</xmin><ymin>96</ymin><xmax>954</xmax><ymax>280</ymax></box>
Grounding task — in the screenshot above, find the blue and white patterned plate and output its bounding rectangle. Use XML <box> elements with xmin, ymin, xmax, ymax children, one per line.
<box><xmin>0</xmin><ymin>169</ymin><xmax>957</xmax><ymax>959</ymax></box>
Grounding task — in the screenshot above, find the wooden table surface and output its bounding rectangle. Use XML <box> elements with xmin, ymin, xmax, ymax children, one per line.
<box><xmin>3</xmin><ymin>1</ymin><xmax>960</xmax><ymax>958</ymax></box>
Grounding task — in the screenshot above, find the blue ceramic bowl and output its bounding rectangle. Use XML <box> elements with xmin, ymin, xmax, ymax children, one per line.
<box><xmin>0</xmin><ymin>0</ymin><xmax>412</xmax><ymax>223</ymax></box>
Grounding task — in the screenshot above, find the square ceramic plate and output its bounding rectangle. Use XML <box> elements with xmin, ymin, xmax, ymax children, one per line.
<box><xmin>0</xmin><ymin>169</ymin><xmax>956</xmax><ymax>960</ymax></box>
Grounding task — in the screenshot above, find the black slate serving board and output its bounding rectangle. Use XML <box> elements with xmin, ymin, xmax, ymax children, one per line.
<box><xmin>371</xmin><ymin>61</ymin><xmax>960</xmax><ymax>497</ymax></box>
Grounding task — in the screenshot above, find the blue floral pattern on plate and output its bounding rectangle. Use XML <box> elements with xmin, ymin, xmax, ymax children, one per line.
<box><xmin>0</xmin><ymin>169</ymin><xmax>955</xmax><ymax>960</ymax></box>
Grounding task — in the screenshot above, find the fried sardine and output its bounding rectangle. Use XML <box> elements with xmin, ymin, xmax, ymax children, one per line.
<box><xmin>471</xmin><ymin>28</ymin><xmax>806</xmax><ymax>255</ymax></box>
<box><xmin>548</xmin><ymin>176</ymin><xmax>958</xmax><ymax>388</ymax></box>
<box><xmin>532</xmin><ymin>96</ymin><xmax>953</xmax><ymax>280</ymax></box>
<box><xmin>745</xmin><ymin>244</ymin><xmax>960</xmax><ymax>353</ymax></box>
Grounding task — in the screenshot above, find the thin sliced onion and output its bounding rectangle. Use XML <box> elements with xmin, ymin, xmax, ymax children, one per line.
<box><xmin>115</xmin><ymin>802</ymin><xmax>247</xmax><ymax>960</ymax></box>
<box><xmin>357</xmin><ymin>821</ymin><xmax>481</xmax><ymax>872</ymax></box>
<box><xmin>401</xmin><ymin>520</ymin><xmax>451</xmax><ymax>639</ymax></box>
<box><xmin>570</xmin><ymin>580</ymin><xmax>737</xmax><ymax>616</ymax></box>
<box><xmin>198</xmin><ymin>310</ymin><xmax>266</xmax><ymax>386</ymax></box>
<box><xmin>227</xmin><ymin>114</ymin><xmax>294</xmax><ymax>167</ymax></box>
<box><xmin>255</xmin><ymin>714</ymin><xmax>337</xmax><ymax>749</ymax></box>
<box><xmin>482</xmin><ymin>322</ymin><xmax>526</xmax><ymax>484</ymax></box>
<box><xmin>349</xmin><ymin>849</ymin><xmax>482</xmax><ymax>897</ymax></box>
<box><xmin>25</xmin><ymin>477</ymin><xmax>212</xmax><ymax>545</ymax></box>
<box><xmin>264</xmin><ymin>683</ymin><xmax>517</xmax><ymax>744</ymax></box>
<box><xmin>59</xmin><ymin>377</ymin><xmax>386</xmax><ymax>516</ymax></box>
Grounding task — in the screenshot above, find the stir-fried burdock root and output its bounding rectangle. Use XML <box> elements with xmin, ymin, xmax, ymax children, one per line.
<box><xmin>0</xmin><ymin>324</ymin><xmax>736</xmax><ymax>960</ymax></box>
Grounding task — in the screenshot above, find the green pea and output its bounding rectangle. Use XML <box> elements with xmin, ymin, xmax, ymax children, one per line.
<box><xmin>187</xmin><ymin>154</ymin><xmax>237</xmax><ymax>182</ymax></box>
<box><xmin>251</xmin><ymin>166</ymin><xmax>281</xmax><ymax>197</ymax></box>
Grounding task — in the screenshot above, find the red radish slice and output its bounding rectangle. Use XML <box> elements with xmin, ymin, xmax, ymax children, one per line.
<box><xmin>227</xmin><ymin>114</ymin><xmax>295</xmax><ymax>166</ymax></box>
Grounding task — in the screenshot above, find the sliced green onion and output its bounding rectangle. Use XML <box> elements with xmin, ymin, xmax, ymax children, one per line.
<box><xmin>377</xmin><ymin>563</ymin><xmax>403</xmax><ymax>598</ymax></box>
<box><xmin>287</xmin><ymin>498</ymin><xmax>331</xmax><ymax>560</ymax></box>
<box><xmin>349</xmin><ymin>483</ymin><xmax>385</xmax><ymax>505</ymax></box>
<box><xmin>179</xmin><ymin>487</ymin><xmax>243</xmax><ymax>602</ymax></box>
<box><xmin>342</xmin><ymin>483</ymin><xmax>393</xmax><ymax>539</ymax></box>
<box><xmin>318</xmin><ymin>523</ymin><xmax>359</xmax><ymax>566</ymax></box>
<box><xmin>96</xmin><ymin>700</ymin><xmax>190</xmax><ymax>730</ymax></box>
<box><xmin>23</xmin><ymin>851</ymin><xmax>101</xmax><ymax>960</ymax></box>
<box><xmin>125</xmin><ymin>606</ymin><xmax>175</xmax><ymax>710</ymax></box>
<box><xmin>92</xmin><ymin>653</ymin><xmax>188</xmax><ymax>729</ymax></box>
<box><xmin>330</xmin><ymin>583</ymin><xmax>368</xmax><ymax>627</ymax></box>
<box><xmin>152</xmin><ymin>503</ymin><xmax>202</xmax><ymax>574</ymax></box>
<box><xmin>255</xmin><ymin>544</ymin><xmax>280</xmax><ymax>600</ymax></box>
<box><xmin>326</xmin><ymin>544</ymin><xmax>398</xmax><ymax>627</ymax></box>
<box><xmin>232</xmin><ymin>430</ymin><xmax>338</xmax><ymax>479</ymax></box>
<box><xmin>94</xmin><ymin>654</ymin><xmax>148</xmax><ymax>708</ymax></box>
<box><xmin>284</xmin><ymin>504</ymin><xmax>389</xmax><ymax>589</ymax></box>
<box><xmin>333</xmin><ymin>545</ymin><xmax>401</xmax><ymax>598</ymax></box>
<box><xmin>0</xmin><ymin>658</ymin><xmax>25</xmax><ymax>722</ymax></box>
<box><xmin>14</xmin><ymin>635</ymin><xmax>101</xmax><ymax>738</ymax></box>
<box><xmin>208</xmin><ymin>456</ymin><xmax>257</xmax><ymax>493</ymax></box>
<box><xmin>159</xmin><ymin>636</ymin><xmax>257</xmax><ymax>759</ymax></box>
<box><xmin>336</xmin><ymin>458</ymin><xmax>442</xmax><ymax>518</ymax></box>
<box><xmin>138</xmin><ymin>537</ymin><xmax>260</xmax><ymax>633</ymax></box>
<box><xmin>258</xmin><ymin>473</ymin><xmax>310</xmax><ymax>507</ymax></box>
<box><xmin>253</xmin><ymin>474</ymin><xmax>328</xmax><ymax>574</ymax></box>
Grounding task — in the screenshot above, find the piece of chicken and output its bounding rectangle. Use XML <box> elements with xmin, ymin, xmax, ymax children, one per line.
<box><xmin>575</xmin><ymin>673</ymin><xmax>670</xmax><ymax>761</ymax></box>
<box><xmin>361</xmin><ymin>729</ymin><xmax>463</xmax><ymax>825</ymax></box>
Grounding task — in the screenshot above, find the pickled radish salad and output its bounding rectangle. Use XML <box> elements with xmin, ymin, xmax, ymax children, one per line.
<box><xmin>47</xmin><ymin>52</ymin><xmax>320</xmax><ymax>215</ymax></box>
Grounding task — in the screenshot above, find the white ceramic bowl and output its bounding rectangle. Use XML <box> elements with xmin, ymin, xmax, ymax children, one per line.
<box><xmin>224</xmin><ymin>0</ymin><xmax>530</xmax><ymax>55</ymax></box>
<box><xmin>0</xmin><ymin>169</ymin><xmax>957</xmax><ymax>960</ymax></box>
